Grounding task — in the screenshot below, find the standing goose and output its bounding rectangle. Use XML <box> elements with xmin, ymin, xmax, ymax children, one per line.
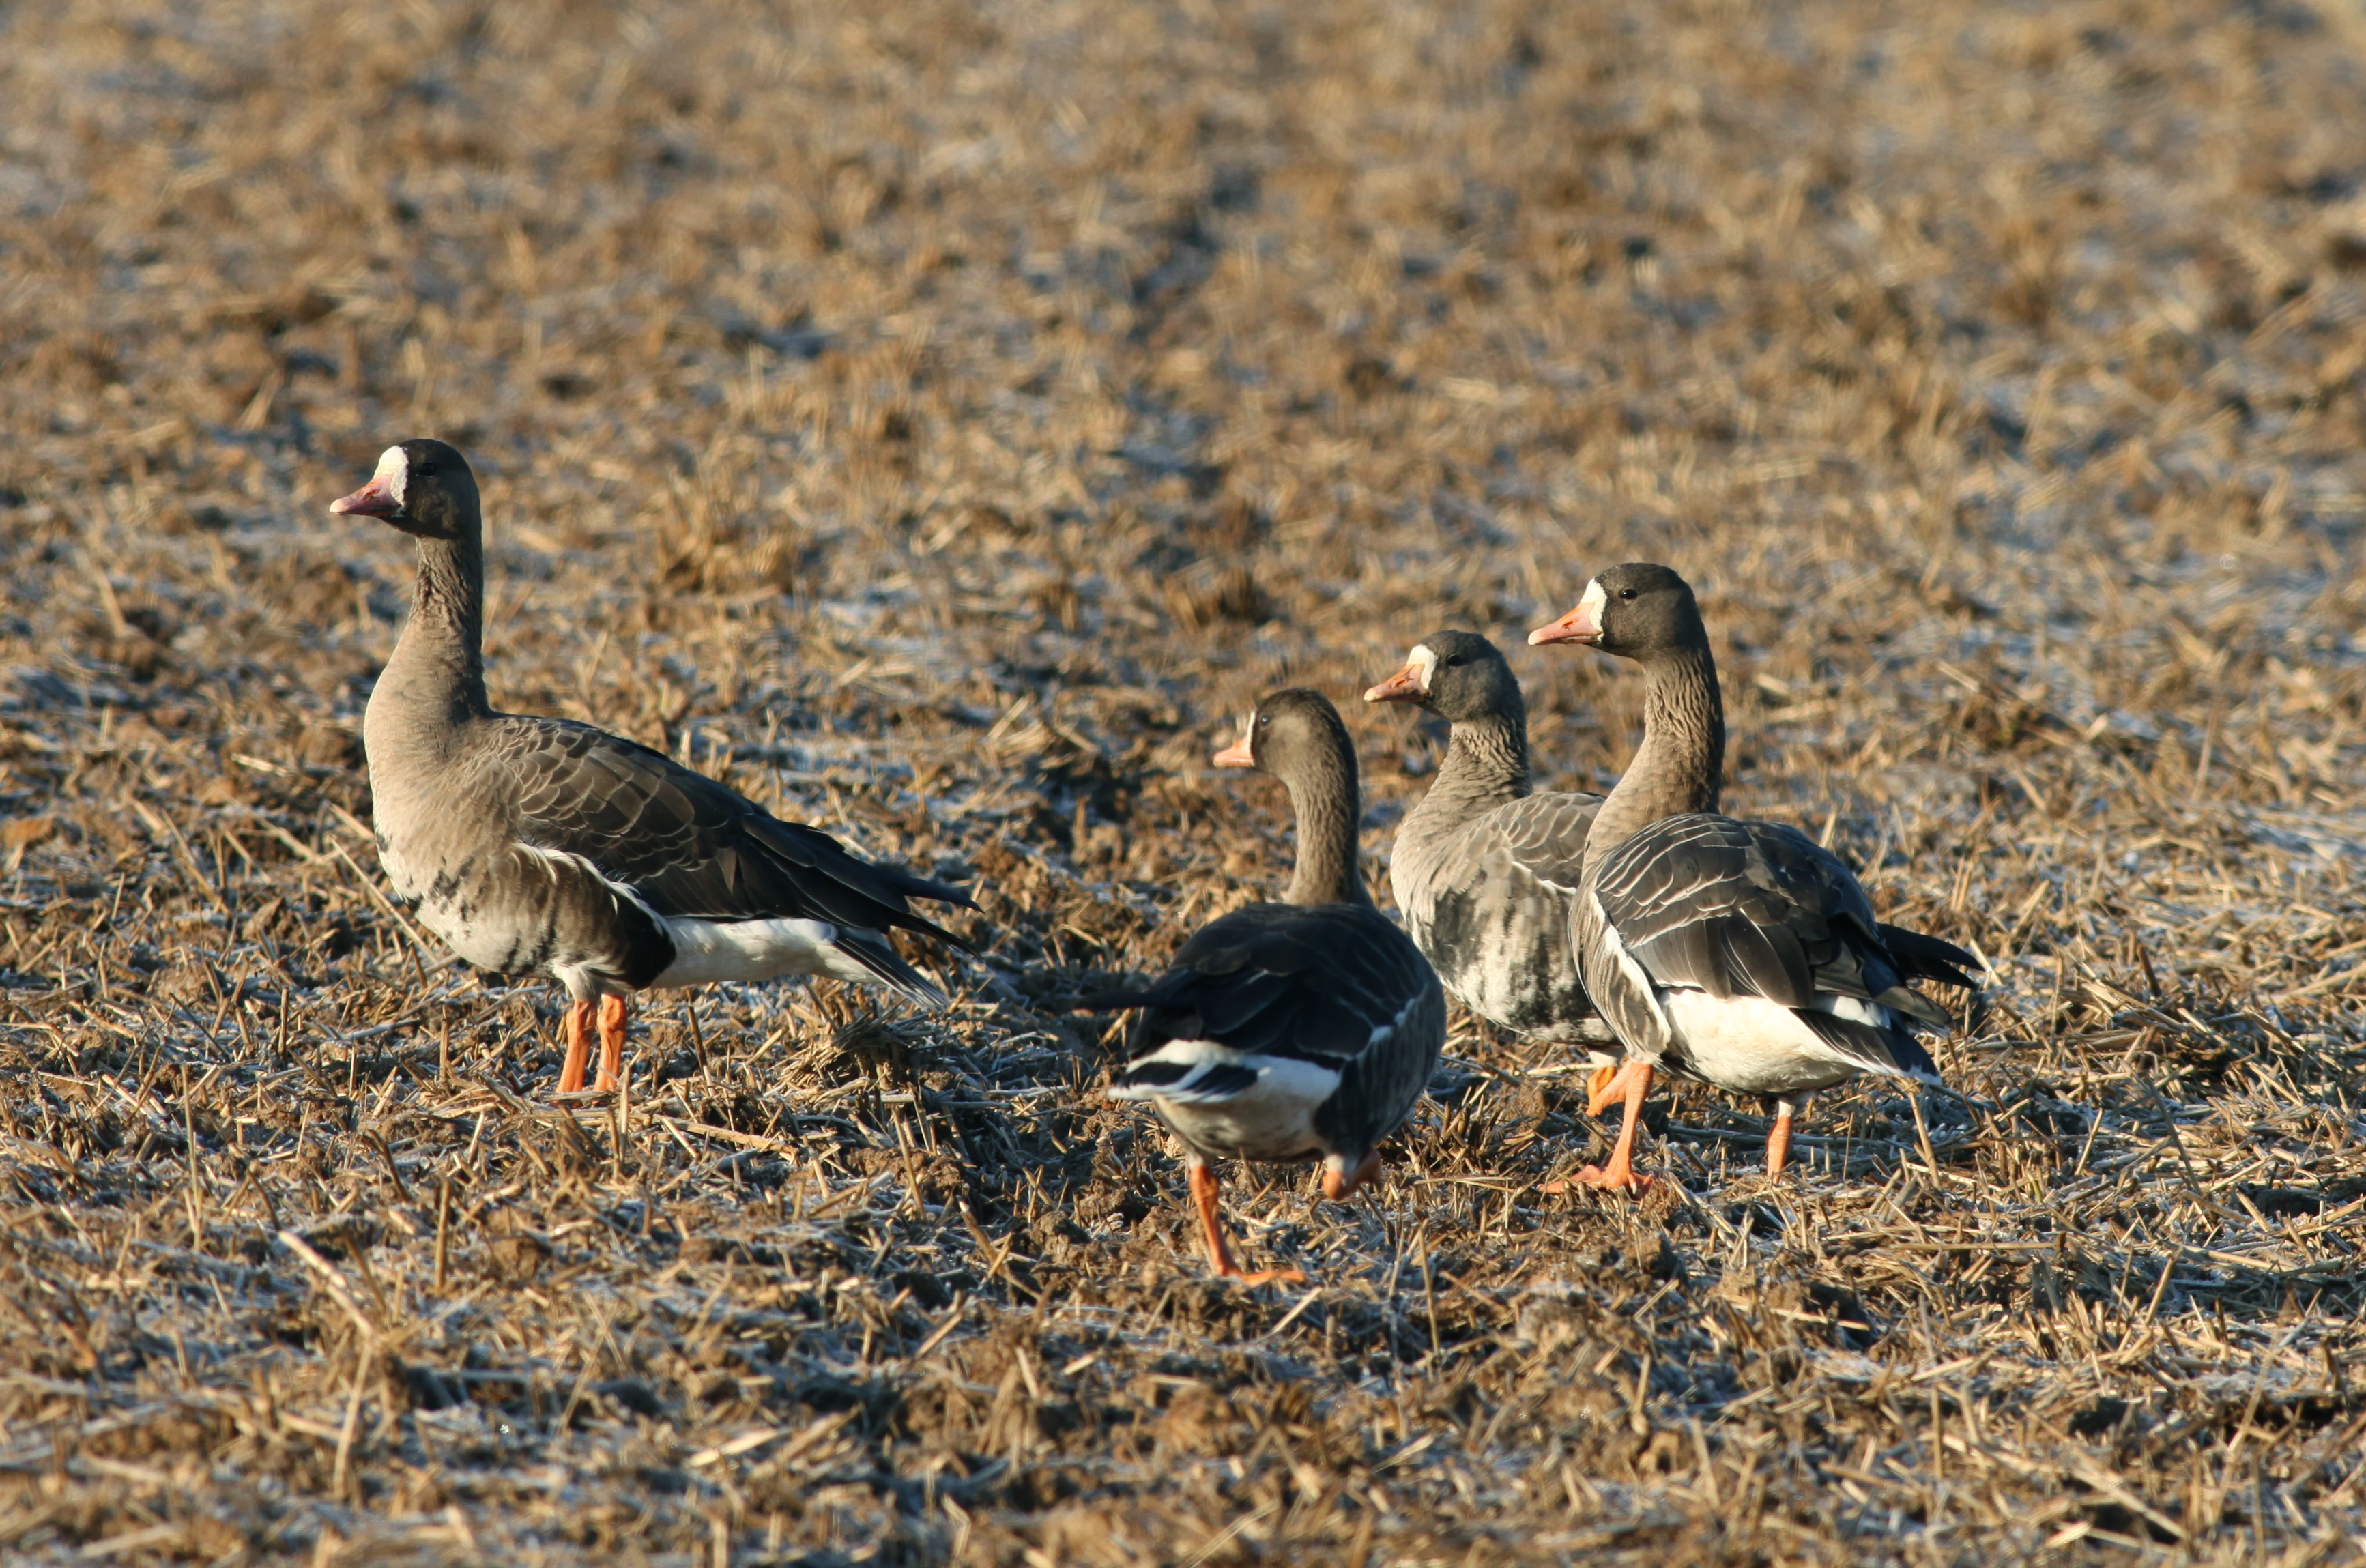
<box><xmin>1089</xmin><ymin>689</ymin><xmax>1444</xmax><ymax>1285</ymax></box>
<box><xmin>1361</xmin><ymin>631</ymin><xmax>1614</xmax><ymax>1067</ymax></box>
<box><xmin>332</xmin><ymin>439</ymin><xmax>972</xmax><ymax>1094</ymax></box>
<box><xmin>1527</xmin><ymin>563</ymin><xmax>1978</xmax><ymax>1190</ymax></box>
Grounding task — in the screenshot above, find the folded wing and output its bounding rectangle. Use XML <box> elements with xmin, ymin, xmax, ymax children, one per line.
<box><xmin>491</xmin><ymin>716</ymin><xmax>973</xmax><ymax>993</ymax></box>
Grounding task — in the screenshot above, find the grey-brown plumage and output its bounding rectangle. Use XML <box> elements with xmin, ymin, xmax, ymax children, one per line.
<box><xmin>1530</xmin><ymin>563</ymin><xmax>1979</xmax><ymax>1187</ymax></box>
<box><xmin>1362</xmin><ymin>631</ymin><xmax>1611</xmax><ymax>1050</ymax></box>
<box><xmin>1084</xmin><ymin>688</ymin><xmax>1444</xmax><ymax>1283</ymax></box>
<box><xmin>333</xmin><ymin>439</ymin><xmax>972</xmax><ymax>1093</ymax></box>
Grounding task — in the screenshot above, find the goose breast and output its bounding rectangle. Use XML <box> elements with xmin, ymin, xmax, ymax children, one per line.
<box><xmin>1394</xmin><ymin>790</ymin><xmax>1606</xmax><ymax>1039</ymax></box>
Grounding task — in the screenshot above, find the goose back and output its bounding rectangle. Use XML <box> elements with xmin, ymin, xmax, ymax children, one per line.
<box><xmin>1103</xmin><ymin>901</ymin><xmax>1443</xmax><ymax>1164</ymax></box>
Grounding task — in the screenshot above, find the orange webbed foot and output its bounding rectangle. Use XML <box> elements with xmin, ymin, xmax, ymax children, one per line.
<box><xmin>1555</xmin><ymin>1162</ymin><xmax>1655</xmax><ymax>1195</ymax></box>
<box><xmin>1191</xmin><ymin>1161</ymin><xmax>1309</xmax><ymax>1286</ymax></box>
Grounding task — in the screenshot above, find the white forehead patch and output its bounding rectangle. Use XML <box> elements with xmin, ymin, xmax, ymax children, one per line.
<box><xmin>375</xmin><ymin>445</ymin><xmax>409</xmax><ymax>507</ymax></box>
<box><xmin>1407</xmin><ymin>643</ymin><xmax>1438</xmax><ymax>692</ymax></box>
<box><xmin>1579</xmin><ymin>579</ymin><xmax>1606</xmax><ymax>617</ymax></box>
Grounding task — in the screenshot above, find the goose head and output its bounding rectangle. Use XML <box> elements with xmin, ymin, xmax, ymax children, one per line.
<box><xmin>330</xmin><ymin>439</ymin><xmax>480</xmax><ymax>542</ymax></box>
<box><xmin>1362</xmin><ymin>630</ymin><xmax>1519</xmax><ymax>722</ymax></box>
<box><xmin>1529</xmin><ymin>562</ymin><xmax>1705</xmax><ymax>661</ymax></box>
<box><xmin>1214</xmin><ymin>687</ymin><xmax>1357</xmax><ymax>779</ymax></box>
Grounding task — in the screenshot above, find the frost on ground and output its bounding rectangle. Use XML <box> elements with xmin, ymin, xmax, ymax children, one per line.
<box><xmin>3</xmin><ymin>0</ymin><xmax>2366</xmax><ymax>1563</ymax></box>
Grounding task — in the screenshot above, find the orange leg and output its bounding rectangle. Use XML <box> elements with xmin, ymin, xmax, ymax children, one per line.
<box><xmin>1765</xmin><ymin>1093</ymin><xmax>1810</xmax><ymax>1179</ymax></box>
<box><xmin>595</xmin><ymin>993</ymin><xmax>629</xmax><ymax>1091</ymax></box>
<box><xmin>1547</xmin><ymin>1061</ymin><xmax>1656</xmax><ymax>1194</ymax></box>
<box><xmin>1189</xmin><ymin>1161</ymin><xmax>1306</xmax><ymax>1286</ymax></box>
<box><xmin>1321</xmin><ymin>1150</ymin><xmax>1383</xmax><ymax>1201</ymax></box>
<box><xmin>556</xmin><ymin>999</ymin><xmax>595</xmax><ymax>1094</ymax></box>
<box><xmin>1586</xmin><ymin>1058</ymin><xmax>1643</xmax><ymax>1118</ymax></box>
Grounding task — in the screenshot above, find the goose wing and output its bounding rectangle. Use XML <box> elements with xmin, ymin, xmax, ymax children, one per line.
<box><xmin>1491</xmin><ymin>790</ymin><xmax>1604</xmax><ymax>895</ymax></box>
<box><xmin>1087</xmin><ymin>903</ymin><xmax>1443</xmax><ymax>1152</ymax></box>
<box><xmin>490</xmin><ymin>716</ymin><xmax>974</xmax><ymax>942</ymax></box>
<box><xmin>1591</xmin><ymin>814</ymin><xmax>1961</xmax><ymax>1077</ymax></box>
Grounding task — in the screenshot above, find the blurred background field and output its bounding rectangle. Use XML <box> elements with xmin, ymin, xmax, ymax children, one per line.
<box><xmin>5</xmin><ymin>0</ymin><xmax>2366</xmax><ymax>1561</ymax></box>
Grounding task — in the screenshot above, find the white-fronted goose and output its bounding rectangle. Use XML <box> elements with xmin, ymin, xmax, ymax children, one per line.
<box><xmin>1088</xmin><ymin>689</ymin><xmax>1444</xmax><ymax>1285</ymax></box>
<box><xmin>332</xmin><ymin>439</ymin><xmax>972</xmax><ymax>1094</ymax></box>
<box><xmin>1528</xmin><ymin>563</ymin><xmax>1978</xmax><ymax>1189</ymax></box>
<box><xmin>1361</xmin><ymin>631</ymin><xmax>1613</xmax><ymax>1062</ymax></box>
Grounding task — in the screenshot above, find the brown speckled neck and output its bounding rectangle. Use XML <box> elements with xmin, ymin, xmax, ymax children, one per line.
<box><xmin>1584</xmin><ymin>645</ymin><xmax>1723</xmax><ymax>869</ymax></box>
<box><xmin>371</xmin><ymin>527</ymin><xmax>490</xmax><ymax>766</ymax></box>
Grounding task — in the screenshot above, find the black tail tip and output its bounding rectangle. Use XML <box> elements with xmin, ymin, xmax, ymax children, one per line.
<box><xmin>1877</xmin><ymin>923</ymin><xmax>1984</xmax><ymax>986</ymax></box>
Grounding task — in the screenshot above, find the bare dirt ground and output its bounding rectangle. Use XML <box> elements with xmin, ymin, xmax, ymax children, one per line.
<box><xmin>5</xmin><ymin>0</ymin><xmax>2366</xmax><ymax>1561</ymax></box>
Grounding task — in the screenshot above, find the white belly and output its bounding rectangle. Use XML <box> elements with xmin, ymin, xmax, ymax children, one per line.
<box><xmin>1660</xmin><ymin>991</ymin><xmax>1890</xmax><ymax>1096</ymax></box>
<box><xmin>650</xmin><ymin>916</ymin><xmax>879</xmax><ymax>988</ymax></box>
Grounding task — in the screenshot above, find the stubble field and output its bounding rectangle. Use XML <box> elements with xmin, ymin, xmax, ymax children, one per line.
<box><xmin>5</xmin><ymin>0</ymin><xmax>2366</xmax><ymax>1562</ymax></box>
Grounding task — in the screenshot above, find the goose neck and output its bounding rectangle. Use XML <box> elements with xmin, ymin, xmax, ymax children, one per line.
<box><xmin>1426</xmin><ymin>712</ymin><xmax>1532</xmax><ymax>816</ymax></box>
<box><xmin>1585</xmin><ymin>645</ymin><xmax>1724</xmax><ymax>867</ymax></box>
<box><xmin>1279</xmin><ymin>750</ymin><xmax>1370</xmax><ymax>908</ymax></box>
<box><xmin>379</xmin><ymin>534</ymin><xmax>490</xmax><ymax>723</ymax></box>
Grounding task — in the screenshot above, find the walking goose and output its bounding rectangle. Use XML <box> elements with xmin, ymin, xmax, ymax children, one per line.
<box><xmin>331</xmin><ymin>439</ymin><xmax>972</xmax><ymax>1094</ymax></box>
<box><xmin>1361</xmin><ymin>631</ymin><xmax>1613</xmax><ymax>1062</ymax></box>
<box><xmin>1528</xmin><ymin>563</ymin><xmax>1978</xmax><ymax>1189</ymax></box>
<box><xmin>1088</xmin><ymin>689</ymin><xmax>1444</xmax><ymax>1285</ymax></box>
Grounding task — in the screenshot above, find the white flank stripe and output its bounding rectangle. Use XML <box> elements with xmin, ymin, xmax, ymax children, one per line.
<box><xmin>515</xmin><ymin>841</ymin><xmax>899</xmax><ymax>991</ymax></box>
<box><xmin>1595</xmin><ymin>895</ymin><xmax>1672</xmax><ymax>1038</ymax></box>
<box><xmin>654</xmin><ymin>914</ymin><xmax>875</xmax><ymax>987</ymax></box>
<box><xmin>1660</xmin><ymin>991</ymin><xmax>1874</xmax><ymax>1095</ymax></box>
<box><xmin>1813</xmin><ymin>992</ymin><xmax>1887</xmax><ymax>1028</ymax></box>
<box><xmin>1364</xmin><ymin>991</ymin><xmax>1421</xmax><ymax>1054</ymax></box>
<box><xmin>1110</xmin><ymin>1038</ymin><xmax>1340</xmax><ymax>1160</ymax></box>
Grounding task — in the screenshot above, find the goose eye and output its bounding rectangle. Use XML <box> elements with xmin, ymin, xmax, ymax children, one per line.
<box><xmin>1617</xmin><ymin>587</ymin><xmax>1637</xmax><ymax>600</ymax></box>
<box><xmin>415</xmin><ymin>463</ymin><xmax>439</xmax><ymax>478</ymax></box>
<box><xmin>1442</xmin><ymin>654</ymin><xmax>1463</xmax><ymax>667</ymax></box>
<box><xmin>1256</xmin><ymin>714</ymin><xmax>1271</xmax><ymax>727</ymax></box>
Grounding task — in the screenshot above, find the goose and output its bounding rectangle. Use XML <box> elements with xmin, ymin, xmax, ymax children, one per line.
<box><xmin>1527</xmin><ymin>562</ymin><xmax>1978</xmax><ymax>1189</ymax></box>
<box><xmin>1361</xmin><ymin>631</ymin><xmax>1615</xmax><ymax>1071</ymax></box>
<box><xmin>1087</xmin><ymin>689</ymin><xmax>1444</xmax><ymax>1285</ymax></box>
<box><xmin>330</xmin><ymin>439</ymin><xmax>972</xmax><ymax>1095</ymax></box>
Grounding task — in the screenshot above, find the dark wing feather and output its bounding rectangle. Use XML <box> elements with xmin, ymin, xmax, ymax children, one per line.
<box><xmin>489</xmin><ymin>716</ymin><xmax>972</xmax><ymax>947</ymax></box>
<box><xmin>1595</xmin><ymin>815</ymin><xmax>1959</xmax><ymax>1021</ymax></box>
<box><xmin>1080</xmin><ymin>903</ymin><xmax>1445</xmax><ymax>1158</ymax></box>
<box><xmin>1876</xmin><ymin>923</ymin><xmax>1982</xmax><ymax>991</ymax></box>
<box><xmin>1091</xmin><ymin>905</ymin><xmax>1409</xmax><ymax>1069</ymax></box>
<box><xmin>1602</xmin><ymin>822</ymin><xmax>1816</xmax><ymax>1005</ymax></box>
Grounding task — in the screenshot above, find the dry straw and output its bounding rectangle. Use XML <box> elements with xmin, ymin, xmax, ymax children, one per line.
<box><xmin>3</xmin><ymin>0</ymin><xmax>2366</xmax><ymax>1562</ymax></box>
